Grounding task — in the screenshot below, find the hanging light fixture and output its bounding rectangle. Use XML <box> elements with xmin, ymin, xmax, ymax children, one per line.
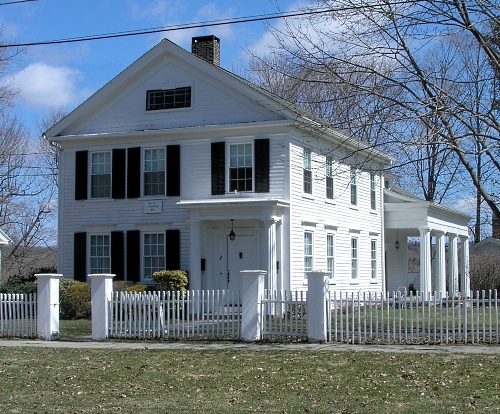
<box><xmin>395</xmin><ymin>229</ymin><xmax>400</xmax><ymax>251</ymax></box>
<box><xmin>229</xmin><ymin>219</ymin><xmax>236</xmax><ymax>241</ymax></box>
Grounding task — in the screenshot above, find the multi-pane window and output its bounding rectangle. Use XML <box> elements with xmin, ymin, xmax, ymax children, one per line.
<box><xmin>143</xmin><ymin>233</ymin><xmax>165</xmax><ymax>280</ymax></box>
<box><xmin>304</xmin><ymin>231</ymin><xmax>313</xmax><ymax>278</ymax></box>
<box><xmin>91</xmin><ymin>151</ymin><xmax>111</xmax><ymax>198</ymax></box>
<box><xmin>351</xmin><ymin>237</ymin><xmax>358</xmax><ymax>279</ymax></box>
<box><xmin>144</xmin><ymin>148</ymin><xmax>165</xmax><ymax>196</ymax></box>
<box><xmin>303</xmin><ymin>147</ymin><xmax>312</xmax><ymax>194</ymax></box>
<box><xmin>326</xmin><ymin>156</ymin><xmax>334</xmax><ymax>200</ymax></box>
<box><xmin>350</xmin><ymin>167</ymin><xmax>357</xmax><ymax>206</ymax></box>
<box><xmin>146</xmin><ymin>87</ymin><xmax>191</xmax><ymax>111</ymax></box>
<box><xmin>229</xmin><ymin>143</ymin><xmax>253</xmax><ymax>192</ymax></box>
<box><xmin>327</xmin><ymin>234</ymin><xmax>335</xmax><ymax>280</ymax></box>
<box><xmin>370</xmin><ymin>172</ymin><xmax>377</xmax><ymax>210</ymax></box>
<box><xmin>90</xmin><ymin>234</ymin><xmax>110</xmax><ymax>274</ymax></box>
<box><xmin>371</xmin><ymin>239</ymin><xmax>377</xmax><ymax>280</ymax></box>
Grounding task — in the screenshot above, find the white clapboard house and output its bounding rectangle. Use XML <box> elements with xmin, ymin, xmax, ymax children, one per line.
<box><xmin>44</xmin><ymin>36</ymin><xmax>471</xmax><ymax>297</ymax></box>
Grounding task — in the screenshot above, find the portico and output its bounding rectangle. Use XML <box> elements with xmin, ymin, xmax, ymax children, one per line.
<box><xmin>384</xmin><ymin>187</ymin><xmax>471</xmax><ymax>298</ymax></box>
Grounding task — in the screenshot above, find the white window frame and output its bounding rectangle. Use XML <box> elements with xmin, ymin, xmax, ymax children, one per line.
<box><xmin>143</xmin><ymin>148</ymin><xmax>166</xmax><ymax>196</ymax></box>
<box><xmin>90</xmin><ymin>151</ymin><xmax>112</xmax><ymax>199</ymax></box>
<box><xmin>327</xmin><ymin>233</ymin><xmax>335</xmax><ymax>281</ymax></box>
<box><xmin>89</xmin><ymin>234</ymin><xmax>111</xmax><ymax>274</ymax></box>
<box><xmin>351</xmin><ymin>236</ymin><xmax>359</xmax><ymax>280</ymax></box>
<box><xmin>326</xmin><ymin>155</ymin><xmax>334</xmax><ymax>200</ymax></box>
<box><xmin>303</xmin><ymin>230</ymin><xmax>314</xmax><ymax>279</ymax></box>
<box><xmin>371</xmin><ymin>239</ymin><xmax>378</xmax><ymax>280</ymax></box>
<box><xmin>303</xmin><ymin>147</ymin><xmax>312</xmax><ymax>195</ymax></box>
<box><xmin>143</xmin><ymin>232</ymin><xmax>165</xmax><ymax>280</ymax></box>
<box><xmin>228</xmin><ymin>142</ymin><xmax>254</xmax><ymax>192</ymax></box>
<box><xmin>370</xmin><ymin>172</ymin><xmax>377</xmax><ymax>211</ymax></box>
<box><xmin>350</xmin><ymin>167</ymin><xmax>358</xmax><ymax>206</ymax></box>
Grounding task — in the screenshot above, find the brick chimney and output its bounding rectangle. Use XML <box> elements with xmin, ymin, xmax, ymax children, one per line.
<box><xmin>493</xmin><ymin>214</ymin><xmax>500</xmax><ymax>239</ymax></box>
<box><xmin>191</xmin><ymin>35</ymin><xmax>220</xmax><ymax>66</ymax></box>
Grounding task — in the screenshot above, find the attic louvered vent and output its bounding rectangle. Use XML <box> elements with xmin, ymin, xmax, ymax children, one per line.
<box><xmin>146</xmin><ymin>87</ymin><xmax>191</xmax><ymax>111</ymax></box>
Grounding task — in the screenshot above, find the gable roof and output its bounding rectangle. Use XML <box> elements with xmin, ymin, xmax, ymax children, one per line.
<box><xmin>0</xmin><ymin>228</ymin><xmax>11</xmax><ymax>245</ymax></box>
<box><xmin>44</xmin><ymin>37</ymin><xmax>393</xmax><ymax>165</ymax></box>
<box><xmin>470</xmin><ymin>236</ymin><xmax>500</xmax><ymax>253</ymax></box>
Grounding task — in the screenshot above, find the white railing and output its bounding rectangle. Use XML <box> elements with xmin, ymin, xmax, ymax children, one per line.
<box><xmin>260</xmin><ymin>289</ymin><xmax>307</xmax><ymax>341</ymax></box>
<box><xmin>329</xmin><ymin>290</ymin><xmax>500</xmax><ymax>345</ymax></box>
<box><xmin>0</xmin><ymin>293</ymin><xmax>37</xmax><ymax>338</ymax></box>
<box><xmin>109</xmin><ymin>290</ymin><xmax>241</xmax><ymax>340</ymax></box>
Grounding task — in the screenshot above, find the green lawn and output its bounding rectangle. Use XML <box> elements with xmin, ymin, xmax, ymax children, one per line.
<box><xmin>0</xmin><ymin>346</ymin><xmax>498</xmax><ymax>413</ymax></box>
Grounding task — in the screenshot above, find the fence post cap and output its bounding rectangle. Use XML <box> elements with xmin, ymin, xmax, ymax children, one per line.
<box><xmin>35</xmin><ymin>273</ymin><xmax>64</xmax><ymax>279</ymax></box>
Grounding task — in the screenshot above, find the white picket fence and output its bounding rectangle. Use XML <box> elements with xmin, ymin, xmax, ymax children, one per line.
<box><xmin>108</xmin><ymin>290</ymin><xmax>241</xmax><ymax>340</ymax></box>
<box><xmin>260</xmin><ymin>289</ymin><xmax>307</xmax><ymax>341</ymax></box>
<box><xmin>329</xmin><ymin>290</ymin><xmax>500</xmax><ymax>345</ymax></box>
<box><xmin>0</xmin><ymin>293</ymin><xmax>37</xmax><ymax>338</ymax></box>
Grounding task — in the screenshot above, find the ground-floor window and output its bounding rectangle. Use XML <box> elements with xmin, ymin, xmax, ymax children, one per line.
<box><xmin>304</xmin><ymin>231</ymin><xmax>313</xmax><ymax>278</ymax></box>
<box><xmin>327</xmin><ymin>234</ymin><xmax>335</xmax><ymax>280</ymax></box>
<box><xmin>371</xmin><ymin>239</ymin><xmax>378</xmax><ymax>280</ymax></box>
<box><xmin>351</xmin><ymin>237</ymin><xmax>358</xmax><ymax>279</ymax></box>
<box><xmin>90</xmin><ymin>234</ymin><xmax>110</xmax><ymax>274</ymax></box>
<box><xmin>144</xmin><ymin>233</ymin><xmax>165</xmax><ymax>279</ymax></box>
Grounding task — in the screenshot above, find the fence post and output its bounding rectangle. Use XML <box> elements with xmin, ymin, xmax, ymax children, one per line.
<box><xmin>35</xmin><ymin>273</ymin><xmax>63</xmax><ymax>341</ymax></box>
<box><xmin>90</xmin><ymin>274</ymin><xmax>115</xmax><ymax>340</ymax></box>
<box><xmin>241</xmin><ymin>270</ymin><xmax>266</xmax><ymax>342</ymax></box>
<box><xmin>307</xmin><ymin>271</ymin><xmax>330</xmax><ymax>343</ymax></box>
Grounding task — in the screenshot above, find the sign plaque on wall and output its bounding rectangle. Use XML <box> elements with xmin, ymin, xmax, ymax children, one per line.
<box><xmin>144</xmin><ymin>200</ymin><xmax>162</xmax><ymax>213</ymax></box>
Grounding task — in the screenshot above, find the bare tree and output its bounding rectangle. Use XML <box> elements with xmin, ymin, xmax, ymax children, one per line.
<box><xmin>249</xmin><ymin>0</ymin><xmax>500</xmax><ymax>229</ymax></box>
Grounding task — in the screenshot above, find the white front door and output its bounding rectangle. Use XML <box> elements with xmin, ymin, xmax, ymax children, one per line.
<box><xmin>226</xmin><ymin>233</ymin><xmax>257</xmax><ymax>292</ymax></box>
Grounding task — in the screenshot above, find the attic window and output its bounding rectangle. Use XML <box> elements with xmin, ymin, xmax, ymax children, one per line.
<box><xmin>146</xmin><ymin>87</ymin><xmax>191</xmax><ymax>111</ymax></box>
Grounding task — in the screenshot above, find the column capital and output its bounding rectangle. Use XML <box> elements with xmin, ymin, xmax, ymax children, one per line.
<box><xmin>459</xmin><ymin>234</ymin><xmax>469</xmax><ymax>242</ymax></box>
<box><xmin>418</xmin><ymin>226</ymin><xmax>431</xmax><ymax>233</ymax></box>
<box><xmin>434</xmin><ymin>230</ymin><xmax>445</xmax><ymax>237</ymax></box>
<box><xmin>261</xmin><ymin>216</ymin><xmax>281</xmax><ymax>225</ymax></box>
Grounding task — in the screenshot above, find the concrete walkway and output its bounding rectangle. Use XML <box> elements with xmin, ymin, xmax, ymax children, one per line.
<box><xmin>1</xmin><ymin>339</ymin><xmax>499</xmax><ymax>354</ymax></box>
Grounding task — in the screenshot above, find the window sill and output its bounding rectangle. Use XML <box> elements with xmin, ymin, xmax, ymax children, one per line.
<box><xmin>144</xmin><ymin>106</ymin><xmax>192</xmax><ymax>115</ymax></box>
<box><xmin>350</xmin><ymin>280</ymin><xmax>359</xmax><ymax>285</ymax></box>
<box><xmin>86</xmin><ymin>198</ymin><xmax>115</xmax><ymax>203</ymax></box>
<box><xmin>302</xmin><ymin>193</ymin><xmax>314</xmax><ymax>201</ymax></box>
<box><xmin>325</xmin><ymin>198</ymin><xmax>335</xmax><ymax>205</ymax></box>
<box><xmin>370</xmin><ymin>279</ymin><xmax>379</xmax><ymax>284</ymax></box>
<box><xmin>349</xmin><ymin>205</ymin><xmax>359</xmax><ymax>211</ymax></box>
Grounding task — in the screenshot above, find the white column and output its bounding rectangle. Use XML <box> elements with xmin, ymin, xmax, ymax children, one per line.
<box><xmin>90</xmin><ymin>274</ymin><xmax>115</xmax><ymax>340</ymax></box>
<box><xmin>435</xmin><ymin>231</ymin><xmax>446</xmax><ymax>298</ymax></box>
<box><xmin>263</xmin><ymin>219</ymin><xmax>278</xmax><ymax>293</ymax></box>
<box><xmin>241</xmin><ymin>270</ymin><xmax>266</xmax><ymax>342</ymax></box>
<box><xmin>306</xmin><ymin>271</ymin><xmax>330</xmax><ymax>343</ymax></box>
<box><xmin>189</xmin><ymin>220</ymin><xmax>202</xmax><ymax>292</ymax></box>
<box><xmin>419</xmin><ymin>227</ymin><xmax>432</xmax><ymax>296</ymax></box>
<box><xmin>448</xmin><ymin>234</ymin><xmax>459</xmax><ymax>296</ymax></box>
<box><xmin>36</xmin><ymin>273</ymin><xmax>63</xmax><ymax>341</ymax></box>
<box><xmin>460</xmin><ymin>235</ymin><xmax>470</xmax><ymax>297</ymax></box>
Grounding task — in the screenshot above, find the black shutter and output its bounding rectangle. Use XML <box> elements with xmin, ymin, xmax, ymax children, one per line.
<box><xmin>166</xmin><ymin>145</ymin><xmax>180</xmax><ymax>197</ymax></box>
<box><xmin>75</xmin><ymin>151</ymin><xmax>88</xmax><ymax>200</ymax></box>
<box><xmin>126</xmin><ymin>230</ymin><xmax>141</xmax><ymax>282</ymax></box>
<box><xmin>255</xmin><ymin>139</ymin><xmax>270</xmax><ymax>193</ymax></box>
<box><xmin>165</xmin><ymin>229</ymin><xmax>180</xmax><ymax>270</ymax></box>
<box><xmin>112</xmin><ymin>149</ymin><xmax>126</xmax><ymax>199</ymax></box>
<box><xmin>74</xmin><ymin>232</ymin><xmax>87</xmax><ymax>282</ymax></box>
<box><xmin>111</xmin><ymin>231</ymin><xmax>124</xmax><ymax>280</ymax></box>
<box><xmin>127</xmin><ymin>147</ymin><xmax>141</xmax><ymax>198</ymax></box>
<box><xmin>211</xmin><ymin>142</ymin><xmax>225</xmax><ymax>195</ymax></box>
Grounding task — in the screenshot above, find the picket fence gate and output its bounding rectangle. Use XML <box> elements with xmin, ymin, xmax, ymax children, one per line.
<box><xmin>329</xmin><ymin>290</ymin><xmax>500</xmax><ymax>345</ymax></box>
<box><xmin>0</xmin><ymin>293</ymin><xmax>37</xmax><ymax>338</ymax></box>
<box><xmin>108</xmin><ymin>290</ymin><xmax>241</xmax><ymax>340</ymax></box>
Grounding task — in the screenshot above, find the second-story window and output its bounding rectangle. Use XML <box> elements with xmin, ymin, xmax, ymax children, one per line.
<box><xmin>350</xmin><ymin>167</ymin><xmax>357</xmax><ymax>206</ymax></box>
<box><xmin>144</xmin><ymin>148</ymin><xmax>165</xmax><ymax>196</ymax></box>
<box><xmin>326</xmin><ymin>155</ymin><xmax>334</xmax><ymax>200</ymax></box>
<box><xmin>91</xmin><ymin>151</ymin><xmax>111</xmax><ymax>198</ymax></box>
<box><xmin>303</xmin><ymin>147</ymin><xmax>312</xmax><ymax>194</ymax></box>
<box><xmin>229</xmin><ymin>143</ymin><xmax>253</xmax><ymax>192</ymax></box>
<box><xmin>370</xmin><ymin>172</ymin><xmax>377</xmax><ymax>210</ymax></box>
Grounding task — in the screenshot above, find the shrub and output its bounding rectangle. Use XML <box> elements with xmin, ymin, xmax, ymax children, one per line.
<box><xmin>0</xmin><ymin>275</ymin><xmax>37</xmax><ymax>294</ymax></box>
<box><xmin>152</xmin><ymin>270</ymin><xmax>188</xmax><ymax>291</ymax></box>
<box><xmin>60</xmin><ymin>283</ymin><xmax>91</xmax><ymax>320</ymax></box>
<box><xmin>126</xmin><ymin>284</ymin><xmax>148</xmax><ymax>293</ymax></box>
<box><xmin>470</xmin><ymin>253</ymin><xmax>500</xmax><ymax>292</ymax></box>
<box><xmin>114</xmin><ymin>280</ymin><xmax>135</xmax><ymax>292</ymax></box>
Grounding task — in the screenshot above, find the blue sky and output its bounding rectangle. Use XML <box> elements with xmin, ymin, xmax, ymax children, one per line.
<box><xmin>1</xmin><ymin>0</ymin><xmax>302</xmax><ymax>134</ymax></box>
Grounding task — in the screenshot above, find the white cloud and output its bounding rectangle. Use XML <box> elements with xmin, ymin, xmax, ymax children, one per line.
<box><xmin>11</xmin><ymin>63</ymin><xmax>92</xmax><ymax>111</ymax></box>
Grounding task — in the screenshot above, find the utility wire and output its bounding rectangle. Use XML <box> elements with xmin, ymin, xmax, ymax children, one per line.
<box><xmin>0</xmin><ymin>1</ymin><xmax>416</xmax><ymax>48</ymax></box>
<box><xmin>0</xmin><ymin>0</ymin><xmax>37</xmax><ymax>5</ymax></box>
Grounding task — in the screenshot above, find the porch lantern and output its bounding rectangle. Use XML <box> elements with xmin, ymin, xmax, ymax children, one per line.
<box><xmin>395</xmin><ymin>229</ymin><xmax>400</xmax><ymax>252</ymax></box>
<box><xmin>229</xmin><ymin>219</ymin><xmax>236</xmax><ymax>241</ymax></box>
